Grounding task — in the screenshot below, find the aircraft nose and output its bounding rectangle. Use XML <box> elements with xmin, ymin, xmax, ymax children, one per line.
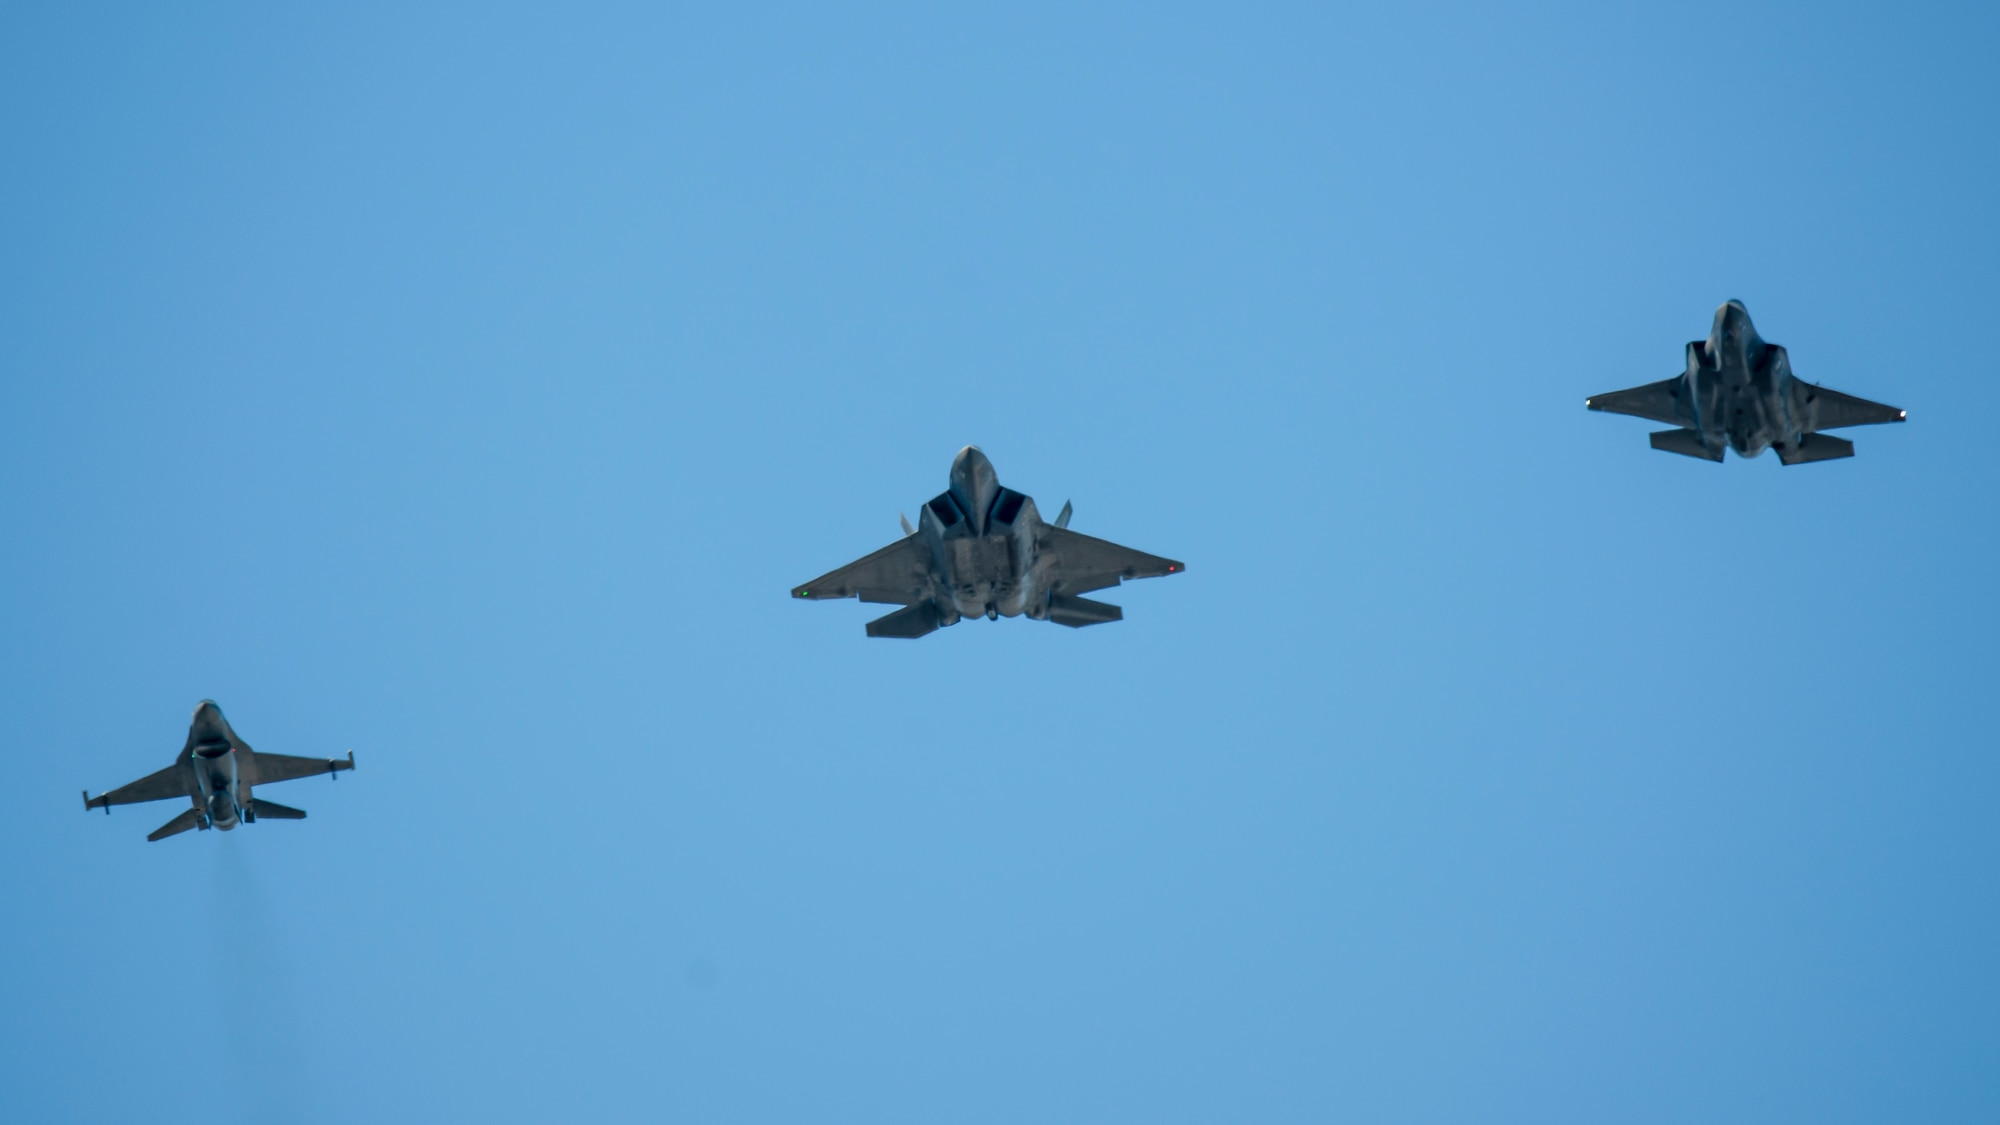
<box><xmin>948</xmin><ymin>446</ymin><xmax>1002</xmax><ymax>533</ymax></box>
<box><xmin>952</xmin><ymin>445</ymin><xmax>991</xmax><ymax>476</ymax></box>
<box><xmin>1711</xmin><ymin>301</ymin><xmax>1745</xmax><ymax>341</ymax></box>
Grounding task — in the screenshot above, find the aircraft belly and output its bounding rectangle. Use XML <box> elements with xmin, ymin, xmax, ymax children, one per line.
<box><xmin>196</xmin><ymin>754</ymin><xmax>240</xmax><ymax>828</ymax></box>
<box><xmin>943</xmin><ymin>535</ymin><xmax>1024</xmax><ymax>618</ymax></box>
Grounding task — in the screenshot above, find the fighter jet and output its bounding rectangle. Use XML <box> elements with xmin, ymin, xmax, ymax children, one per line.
<box><xmin>82</xmin><ymin>700</ymin><xmax>354</xmax><ymax>841</ymax></box>
<box><xmin>1587</xmin><ymin>300</ymin><xmax>1906</xmax><ymax>463</ymax></box>
<box><xmin>793</xmin><ymin>446</ymin><xmax>1184</xmax><ymax>638</ymax></box>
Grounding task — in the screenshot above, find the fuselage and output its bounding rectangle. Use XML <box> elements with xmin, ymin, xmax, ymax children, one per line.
<box><xmin>1680</xmin><ymin>300</ymin><xmax>1801</xmax><ymax>459</ymax></box>
<box><xmin>916</xmin><ymin>447</ymin><xmax>1056</xmax><ymax>624</ymax></box>
<box><xmin>187</xmin><ymin>702</ymin><xmax>244</xmax><ymax>831</ymax></box>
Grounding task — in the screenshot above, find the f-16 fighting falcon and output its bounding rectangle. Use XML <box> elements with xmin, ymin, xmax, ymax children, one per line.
<box><xmin>793</xmin><ymin>446</ymin><xmax>1184</xmax><ymax>638</ymax></box>
<box><xmin>82</xmin><ymin>700</ymin><xmax>354</xmax><ymax>841</ymax></box>
<box><xmin>1587</xmin><ymin>300</ymin><xmax>1906</xmax><ymax>463</ymax></box>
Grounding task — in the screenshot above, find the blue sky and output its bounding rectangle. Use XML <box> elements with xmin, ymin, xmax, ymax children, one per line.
<box><xmin>3</xmin><ymin>3</ymin><xmax>1996</xmax><ymax>1122</ymax></box>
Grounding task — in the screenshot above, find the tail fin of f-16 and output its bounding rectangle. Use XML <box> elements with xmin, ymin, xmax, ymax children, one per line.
<box><xmin>1649</xmin><ymin>429</ymin><xmax>1724</xmax><ymax>462</ymax></box>
<box><xmin>1776</xmin><ymin>433</ymin><xmax>1854</xmax><ymax>465</ymax></box>
<box><xmin>147</xmin><ymin>808</ymin><xmax>203</xmax><ymax>842</ymax></box>
<box><xmin>249</xmin><ymin>798</ymin><xmax>307</xmax><ymax>820</ymax></box>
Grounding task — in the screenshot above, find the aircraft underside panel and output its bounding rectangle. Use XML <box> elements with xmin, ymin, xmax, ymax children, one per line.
<box><xmin>945</xmin><ymin>536</ymin><xmax>1016</xmax><ymax>588</ymax></box>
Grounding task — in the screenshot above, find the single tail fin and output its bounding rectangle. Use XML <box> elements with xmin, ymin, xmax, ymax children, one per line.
<box><xmin>147</xmin><ymin>808</ymin><xmax>204</xmax><ymax>842</ymax></box>
<box><xmin>1776</xmin><ymin>433</ymin><xmax>1854</xmax><ymax>465</ymax></box>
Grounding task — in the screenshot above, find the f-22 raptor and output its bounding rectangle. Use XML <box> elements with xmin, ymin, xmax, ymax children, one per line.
<box><xmin>793</xmin><ymin>446</ymin><xmax>1184</xmax><ymax>638</ymax></box>
<box><xmin>83</xmin><ymin>701</ymin><xmax>354</xmax><ymax>841</ymax></box>
<box><xmin>1588</xmin><ymin>300</ymin><xmax>1905</xmax><ymax>464</ymax></box>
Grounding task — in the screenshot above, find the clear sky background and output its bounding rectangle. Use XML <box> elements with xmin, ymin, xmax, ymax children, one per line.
<box><xmin>3</xmin><ymin>3</ymin><xmax>1995</xmax><ymax>1122</ymax></box>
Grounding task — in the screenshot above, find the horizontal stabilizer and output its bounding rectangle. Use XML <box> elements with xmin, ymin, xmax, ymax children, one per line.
<box><xmin>1046</xmin><ymin>592</ymin><xmax>1123</xmax><ymax>628</ymax></box>
<box><xmin>1777</xmin><ymin>432</ymin><xmax>1854</xmax><ymax>465</ymax></box>
<box><xmin>866</xmin><ymin>600</ymin><xmax>943</xmax><ymax>639</ymax></box>
<box><xmin>148</xmin><ymin>808</ymin><xmax>203</xmax><ymax>842</ymax></box>
<box><xmin>249</xmin><ymin>798</ymin><xmax>307</xmax><ymax>820</ymax></box>
<box><xmin>1649</xmin><ymin>428</ymin><xmax>1723</xmax><ymax>462</ymax></box>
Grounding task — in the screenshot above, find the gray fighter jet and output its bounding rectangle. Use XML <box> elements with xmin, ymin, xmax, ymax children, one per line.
<box><xmin>1587</xmin><ymin>300</ymin><xmax>1906</xmax><ymax>463</ymax></box>
<box><xmin>793</xmin><ymin>446</ymin><xmax>1184</xmax><ymax>638</ymax></box>
<box><xmin>83</xmin><ymin>701</ymin><xmax>354</xmax><ymax>841</ymax></box>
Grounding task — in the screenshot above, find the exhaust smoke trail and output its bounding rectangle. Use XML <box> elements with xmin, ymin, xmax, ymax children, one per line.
<box><xmin>208</xmin><ymin>838</ymin><xmax>321</xmax><ymax>1124</ymax></box>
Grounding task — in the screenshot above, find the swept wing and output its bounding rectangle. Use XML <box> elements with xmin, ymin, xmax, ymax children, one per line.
<box><xmin>792</xmin><ymin>534</ymin><xmax>931</xmax><ymax>605</ymax></box>
<box><xmin>1039</xmin><ymin>526</ymin><xmax>1183</xmax><ymax>596</ymax></box>
<box><xmin>1586</xmin><ymin>376</ymin><xmax>1691</xmax><ymax>425</ymax></box>
<box><xmin>252</xmin><ymin>752</ymin><xmax>355</xmax><ymax>786</ymax></box>
<box><xmin>1797</xmin><ymin>382</ymin><xmax>1906</xmax><ymax>431</ymax></box>
<box><xmin>84</xmin><ymin>764</ymin><xmax>187</xmax><ymax>811</ymax></box>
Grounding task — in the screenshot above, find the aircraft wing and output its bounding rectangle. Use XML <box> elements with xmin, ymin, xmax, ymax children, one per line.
<box><xmin>792</xmin><ymin>534</ymin><xmax>932</xmax><ymax>605</ymax></box>
<box><xmin>252</xmin><ymin>752</ymin><xmax>354</xmax><ymax>786</ymax></box>
<box><xmin>1586</xmin><ymin>377</ymin><xmax>1690</xmax><ymax>425</ymax></box>
<box><xmin>1039</xmin><ymin>525</ymin><xmax>1183</xmax><ymax>595</ymax></box>
<box><xmin>85</xmin><ymin>764</ymin><xmax>187</xmax><ymax>810</ymax></box>
<box><xmin>1799</xmin><ymin>381</ymin><xmax>1906</xmax><ymax>431</ymax></box>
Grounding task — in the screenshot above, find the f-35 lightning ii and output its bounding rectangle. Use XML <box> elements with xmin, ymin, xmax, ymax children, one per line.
<box><xmin>1587</xmin><ymin>300</ymin><xmax>1906</xmax><ymax>464</ymax></box>
<box><xmin>83</xmin><ymin>700</ymin><xmax>354</xmax><ymax>841</ymax></box>
<box><xmin>793</xmin><ymin>446</ymin><xmax>1184</xmax><ymax>638</ymax></box>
